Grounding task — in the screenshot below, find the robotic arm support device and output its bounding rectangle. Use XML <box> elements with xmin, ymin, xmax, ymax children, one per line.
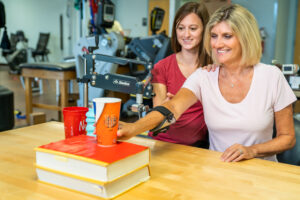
<box><xmin>78</xmin><ymin>53</ymin><xmax>154</xmax><ymax>118</ymax></box>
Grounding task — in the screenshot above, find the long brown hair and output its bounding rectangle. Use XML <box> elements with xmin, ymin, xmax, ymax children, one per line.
<box><xmin>171</xmin><ymin>2</ymin><xmax>211</xmax><ymax>67</ymax></box>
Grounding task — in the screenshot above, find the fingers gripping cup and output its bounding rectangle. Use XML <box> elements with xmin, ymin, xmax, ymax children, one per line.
<box><xmin>63</xmin><ymin>107</ymin><xmax>89</xmax><ymax>138</ymax></box>
<box><xmin>93</xmin><ymin>98</ymin><xmax>121</xmax><ymax>147</ymax></box>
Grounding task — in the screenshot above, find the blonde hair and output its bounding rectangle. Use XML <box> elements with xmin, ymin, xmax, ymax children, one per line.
<box><xmin>204</xmin><ymin>4</ymin><xmax>262</xmax><ymax>66</ymax></box>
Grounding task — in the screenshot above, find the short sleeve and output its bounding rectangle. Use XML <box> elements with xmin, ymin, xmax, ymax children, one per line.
<box><xmin>274</xmin><ymin>70</ymin><xmax>297</xmax><ymax>112</ymax></box>
<box><xmin>182</xmin><ymin>69</ymin><xmax>202</xmax><ymax>101</ymax></box>
<box><xmin>151</xmin><ymin>61</ymin><xmax>167</xmax><ymax>85</ymax></box>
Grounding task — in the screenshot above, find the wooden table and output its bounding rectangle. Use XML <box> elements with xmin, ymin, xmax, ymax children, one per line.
<box><xmin>22</xmin><ymin>65</ymin><xmax>76</xmax><ymax>124</ymax></box>
<box><xmin>1</xmin><ymin>122</ymin><xmax>300</xmax><ymax>200</ymax></box>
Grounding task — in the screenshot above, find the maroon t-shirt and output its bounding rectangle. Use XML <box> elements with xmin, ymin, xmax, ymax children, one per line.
<box><xmin>149</xmin><ymin>54</ymin><xmax>207</xmax><ymax>145</ymax></box>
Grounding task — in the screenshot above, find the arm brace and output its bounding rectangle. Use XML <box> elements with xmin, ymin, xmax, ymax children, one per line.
<box><xmin>148</xmin><ymin>106</ymin><xmax>176</xmax><ymax>136</ymax></box>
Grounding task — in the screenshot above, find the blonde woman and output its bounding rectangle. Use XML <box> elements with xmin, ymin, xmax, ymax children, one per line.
<box><xmin>118</xmin><ymin>4</ymin><xmax>296</xmax><ymax>162</ymax></box>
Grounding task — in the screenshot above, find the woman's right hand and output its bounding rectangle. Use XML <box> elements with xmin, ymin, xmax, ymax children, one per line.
<box><xmin>117</xmin><ymin>121</ymin><xmax>136</xmax><ymax>140</ymax></box>
<box><xmin>161</xmin><ymin>92</ymin><xmax>174</xmax><ymax>104</ymax></box>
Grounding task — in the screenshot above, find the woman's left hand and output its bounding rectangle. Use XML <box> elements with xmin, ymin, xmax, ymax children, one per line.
<box><xmin>220</xmin><ymin>143</ymin><xmax>257</xmax><ymax>162</ymax></box>
<box><xmin>202</xmin><ymin>64</ymin><xmax>219</xmax><ymax>72</ymax></box>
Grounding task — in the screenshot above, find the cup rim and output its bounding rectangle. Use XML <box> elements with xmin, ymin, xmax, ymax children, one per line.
<box><xmin>63</xmin><ymin>106</ymin><xmax>89</xmax><ymax>113</ymax></box>
<box><xmin>93</xmin><ymin>97</ymin><xmax>121</xmax><ymax>103</ymax></box>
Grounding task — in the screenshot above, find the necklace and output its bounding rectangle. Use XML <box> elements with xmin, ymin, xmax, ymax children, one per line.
<box><xmin>224</xmin><ymin>71</ymin><xmax>236</xmax><ymax>88</ymax></box>
<box><xmin>221</xmin><ymin>68</ymin><xmax>237</xmax><ymax>88</ymax></box>
<box><xmin>220</xmin><ymin>65</ymin><xmax>253</xmax><ymax>89</ymax></box>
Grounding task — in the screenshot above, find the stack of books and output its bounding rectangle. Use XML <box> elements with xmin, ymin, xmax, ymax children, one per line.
<box><xmin>34</xmin><ymin>135</ymin><xmax>150</xmax><ymax>199</ymax></box>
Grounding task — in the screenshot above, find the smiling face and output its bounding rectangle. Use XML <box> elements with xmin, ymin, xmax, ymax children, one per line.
<box><xmin>210</xmin><ymin>21</ymin><xmax>242</xmax><ymax>66</ymax></box>
<box><xmin>176</xmin><ymin>13</ymin><xmax>204</xmax><ymax>52</ymax></box>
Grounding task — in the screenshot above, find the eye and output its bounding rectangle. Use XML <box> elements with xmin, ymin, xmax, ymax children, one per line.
<box><xmin>224</xmin><ymin>34</ymin><xmax>232</xmax><ymax>39</ymax></box>
<box><xmin>190</xmin><ymin>26</ymin><xmax>198</xmax><ymax>31</ymax></box>
<box><xmin>211</xmin><ymin>33</ymin><xmax>217</xmax><ymax>38</ymax></box>
<box><xmin>177</xmin><ymin>26</ymin><xmax>184</xmax><ymax>31</ymax></box>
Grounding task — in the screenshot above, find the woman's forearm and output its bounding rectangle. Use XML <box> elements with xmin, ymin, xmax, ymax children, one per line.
<box><xmin>251</xmin><ymin>105</ymin><xmax>296</xmax><ymax>158</ymax></box>
<box><xmin>250</xmin><ymin>134</ymin><xmax>296</xmax><ymax>158</ymax></box>
<box><xmin>117</xmin><ymin>88</ymin><xmax>198</xmax><ymax>140</ymax></box>
<box><xmin>132</xmin><ymin>110</ymin><xmax>166</xmax><ymax>135</ymax></box>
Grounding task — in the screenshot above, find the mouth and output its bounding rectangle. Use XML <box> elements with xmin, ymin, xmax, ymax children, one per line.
<box><xmin>216</xmin><ymin>49</ymin><xmax>230</xmax><ymax>54</ymax></box>
<box><xmin>182</xmin><ymin>39</ymin><xmax>193</xmax><ymax>43</ymax></box>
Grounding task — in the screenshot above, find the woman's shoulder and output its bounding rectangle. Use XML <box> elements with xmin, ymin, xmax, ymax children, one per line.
<box><xmin>155</xmin><ymin>53</ymin><xmax>176</xmax><ymax>66</ymax></box>
<box><xmin>152</xmin><ymin>54</ymin><xmax>177</xmax><ymax>76</ymax></box>
<box><xmin>152</xmin><ymin>54</ymin><xmax>177</xmax><ymax>73</ymax></box>
<box><xmin>195</xmin><ymin>66</ymin><xmax>220</xmax><ymax>76</ymax></box>
<box><xmin>185</xmin><ymin>66</ymin><xmax>219</xmax><ymax>84</ymax></box>
<box><xmin>255</xmin><ymin>63</ymin><xmax>282</xmax><ymax>74</ymax></box>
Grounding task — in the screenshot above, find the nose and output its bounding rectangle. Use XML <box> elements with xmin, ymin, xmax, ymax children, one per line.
<box><xmin>184</xmin><ymin>28</ymin><xmax>190</xmax><ymax>37</ymax></box>
<box><xmin>212</xmin><ymin>37</ymin><xmax>223</xmax><ymax>48</ymax></box>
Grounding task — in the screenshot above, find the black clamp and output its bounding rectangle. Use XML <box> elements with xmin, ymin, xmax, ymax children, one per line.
<box><xmin>148</xmin><ymin>106</ymin><xmax>176</xmax><ymax>136</ymax></box>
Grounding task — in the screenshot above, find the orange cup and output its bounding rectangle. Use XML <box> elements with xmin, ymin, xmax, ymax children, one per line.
<box><xmin>93</xmin><ymin>98</ymin><xmax>121</xmax><ymax>147</ymax></box>
<box><xmin>63</xmin><ymin>107</ymin><xmax>89</xmax><ymax>138</ymax></box>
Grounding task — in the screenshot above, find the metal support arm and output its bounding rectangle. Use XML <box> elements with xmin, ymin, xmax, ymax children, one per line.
<box><xmin>78</xmin><ymin>53</ymin><xmax>154</xmax><ymax>118</ymax></box>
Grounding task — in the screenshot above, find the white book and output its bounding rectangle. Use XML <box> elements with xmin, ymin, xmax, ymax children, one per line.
<box><xmin>35</xmin><ymin>135</ymin><xmax>150</xmax><ymax>182</ymax></box>
<box><xmin>36</xmin><ymin>164</ymin><xmax>150</xmax><ymax>199</ymax></box>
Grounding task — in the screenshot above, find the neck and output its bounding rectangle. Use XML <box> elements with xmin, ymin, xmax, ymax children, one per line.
<box><xmin>220</xmin><ymin>61</ymin><xmax>252</xmax><ymax>76</ymax></box>
<box><xmin>177</xmin><ymin>49</ymin><xmax>199</xmax><ymax>67</ymax></box>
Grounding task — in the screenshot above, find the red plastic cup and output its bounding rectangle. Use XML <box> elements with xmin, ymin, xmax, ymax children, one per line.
<box><xmin>63</xmin><ymin>107</ymin><xmax>89</xmax><ymax>139</ymax></box>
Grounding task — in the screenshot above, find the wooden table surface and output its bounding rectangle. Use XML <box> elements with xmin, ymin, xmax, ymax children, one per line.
<box><xmin>1</xmin><ymin>122</ymin><xmax>300</xmax><ymax>200</ymax></box>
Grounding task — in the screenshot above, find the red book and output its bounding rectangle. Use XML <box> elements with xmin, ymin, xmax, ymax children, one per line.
<box><xmin>38</xmin><ymin>135</ymin><xmax>149</xmax><ymax>164</ymax></box>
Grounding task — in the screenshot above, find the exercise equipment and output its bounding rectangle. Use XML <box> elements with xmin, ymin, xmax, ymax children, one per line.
<box><xmin>128</xmin><ymin>6</ymin><xmax>172</xmax><ymax>66</ymax></box>
<box><xmin>74</xmin><ymin>31</ymin><xmax>125</xmax><ymax>106</ymax></box>
<box><xmin>150</xmin><ymin>7</ymin><xmax>165</xmax><ymax>35</ymax></box>
<box><xmin>77</xmin><ymin>53</ymin><xmax>153</xmax><ymax>118</ymax></box>
<box><xmin>75</xmin><ymin>0</ymin><xmax>127</xmax><ymax>106</ymax></box>
<box><xmin>120</xmin><ymin>6</ymin><xmax>172</xmax><ymax>117</ymax></box>
<box><xmin>1</xmin><ymin>31</ymin><xmax>29</xmax><ymax>74</ymax></box>
<box><xmin>0</xmin><ymin>85</ymin><xmax>14</xmax><ymax>131</ymax></box>
<box><xmin>31</xmin><ymin>33</ymin><xmax>50</xmax><ymax>62</ymax></box>
<box><xmin>0</xmin><ymin>1</ymin><xmax>5</xmax><ymax>28</ymax></box>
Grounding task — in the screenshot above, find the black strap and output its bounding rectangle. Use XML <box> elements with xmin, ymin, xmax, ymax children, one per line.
<box><xmin>148</xmin><ymin>106</ymin><xmax>175</xmax><ymax>136</ymax></box>
<box><xmin>151</xmin><ymin>106</ymin><xmax>172</xmax><ymax>117</ymax></box>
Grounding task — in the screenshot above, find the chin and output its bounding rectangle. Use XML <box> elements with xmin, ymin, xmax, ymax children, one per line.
<box><xmin>182</xmin><ymin>44</ymin><xmax>193</xmax><ymax>48</ymax></box>
<box><xmin>215</xmin><ymin>56</ymin><xmax>229</xmax><ymax>63</ymax></box>
<box><xmin>184</xmin><ymin>46</ymin><xmax>198</xmax><ymax>51</ymax></box>
<box><xmin>213</xmin><ymin>57</ymin><xmax>226</xmax><ymax>65</ymax></box>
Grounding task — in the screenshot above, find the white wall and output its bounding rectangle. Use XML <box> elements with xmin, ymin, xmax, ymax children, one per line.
<box><xmin>1</xmin><ymin>0</ymin><xmax>74</xmax><ymax>62</ymax></box>
<box><xmin>111</xmin><ymin>0</ymin><xmax>148</xmax><ymax>37</ymax></box>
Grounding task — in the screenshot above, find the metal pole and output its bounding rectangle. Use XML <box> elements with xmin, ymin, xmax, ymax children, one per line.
<box><xmin>83</xmin><ymin>56</ymin><xmax>88</xmax><ymax>107</ymax></box>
